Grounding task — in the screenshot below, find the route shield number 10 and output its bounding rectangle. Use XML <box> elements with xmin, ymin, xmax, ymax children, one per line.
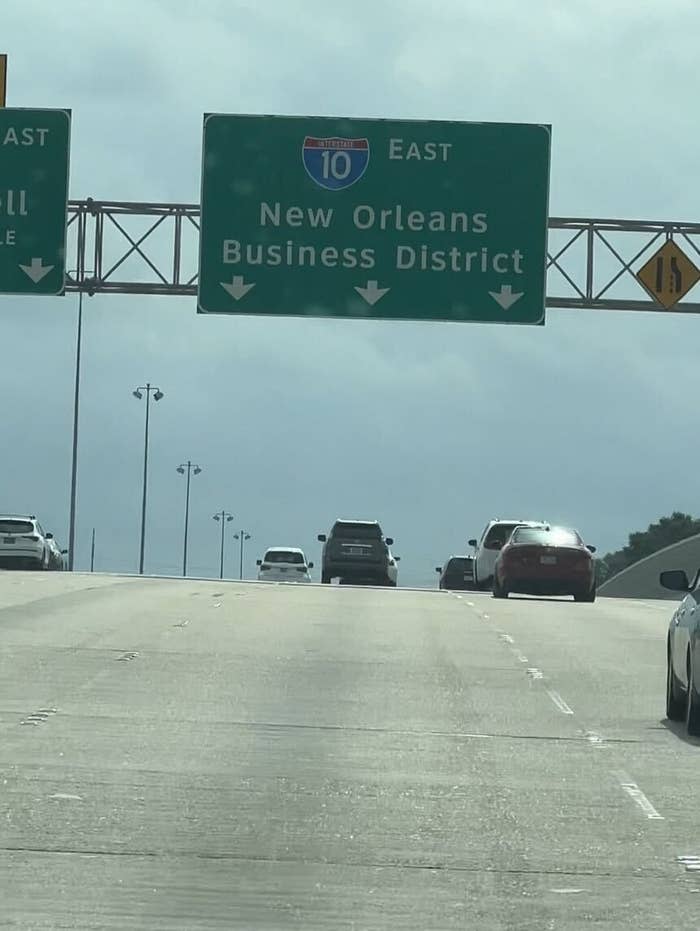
<box><xmin>302</xmin><ymin>136</ymin><xmax>370</xmax><ymax>191</ymax></box>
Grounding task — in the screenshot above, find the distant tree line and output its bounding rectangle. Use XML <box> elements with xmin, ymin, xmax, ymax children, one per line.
<box><xmin>597</xmin><ymin>512</ymin><xmax>700</xmax><ymax>584</ymax></box>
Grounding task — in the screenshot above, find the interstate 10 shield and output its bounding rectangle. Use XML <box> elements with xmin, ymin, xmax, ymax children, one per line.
<box><xmin>302</xmin><ymin>136</ymin><xmax>370</xmax><ymax>191</ymax></box>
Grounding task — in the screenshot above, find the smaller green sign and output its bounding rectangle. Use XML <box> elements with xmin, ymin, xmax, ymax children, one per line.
<box><xmin>0</xmin><ymin>108</ymin><xmax>71</xmax><ymax>296</ymax></box>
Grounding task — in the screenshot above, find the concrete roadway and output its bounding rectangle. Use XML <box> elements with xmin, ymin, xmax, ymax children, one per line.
<box><xmin>0</xmin><ymin>572</ymin><xmax>698</xmax><ymax>929</ymax></box>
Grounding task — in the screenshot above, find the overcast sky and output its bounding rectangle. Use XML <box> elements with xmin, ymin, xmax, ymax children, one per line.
<box><xmin>3</xmin><ymin>0</ymin><xmax>700</xmax><ymax>586</ymax></box>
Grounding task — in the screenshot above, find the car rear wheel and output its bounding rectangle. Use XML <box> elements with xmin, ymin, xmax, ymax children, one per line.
<box><xmin>686</xmin><ymin>653</ymin><xmax>700</xmax><ymax>736</ymax></box>
<box><xmin>492</xmin><ymin>574</ymin><xmax>508</xmax><ymax>599</ymax></box>
<box><xmin>666</xmin><ymin>646</ymin><xmax>685</xmax><ymax>721</ymax></box>
<box><xmin>574</xmin><ymin>585</ymin><xmax>596</xmax><ymax>603</ymax></box>
<box><xmin>321</xmin><ymin>573</ymin><xmax>331</xmax><ymax>584</ymax></box>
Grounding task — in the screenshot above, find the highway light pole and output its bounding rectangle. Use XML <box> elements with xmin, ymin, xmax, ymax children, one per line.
<box><xmin>66</xmin><ymin>272</ymin><xmax>95</xmax><ymax>571</ymax></box>
<box><xmin>133</xmin><ymin>383</ymin><xmax>164</xmax><ymax>574</ymax></box>
<box><xmin>234</xmin><ymin>530</ymin><xmax>251</xmax><ymax>580</ymax></box>
<box><xmin>177</xmin><ymin>461</ymin><xmax>202</xmax><ymax>577</ymax></box>
<box><xmin>212</xmin><ymin>511</ymin><xmax>234</xmax><ymax>579</ymax></box>
<box><xmin>90</xmin><ymin>528</ymin><xmax>96</xmax><ymax>572</ymax></box>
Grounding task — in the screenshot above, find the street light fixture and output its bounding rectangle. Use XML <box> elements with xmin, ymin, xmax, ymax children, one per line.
<box><xmin>178</xmin><ymin>461</ymin><xmax>202</xmax><ymax>577</ymax></box>
<box><xmin>133</xmin><ymin>383</ymin><xmax>164</xmax><ymax>574</ymax></box>
<box><xmin>66</xmin><ymin>268</ymin><xmax>96</xmax><ymax>572</ymax></box>
<box><xmin>233</xmin><ymin>530</ymin><xmax>252</xmax><ymax>580</ymax></box>
<box><xmin>212</xmin><ymin>511</ymin><xmax>234</xmax><ymax>579</ymax></box>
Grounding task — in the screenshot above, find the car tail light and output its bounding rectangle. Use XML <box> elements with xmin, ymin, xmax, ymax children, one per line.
<box><xmin>504</xmin><ymin>545</ymin><xmax>541</xmax><ymax>566</ymax></box>
<box><xmin>22</xmin><ymin>535</ymin><xmax>40</xmax><ymax>541</ymax></box>
<box><xmin>504</xmin><ymin>546</ymin><xmax>527</xmax><ymax>562</ymax></box>
<box><xmin>260</xmin><ymin>565</ymin><xmax>270</xmax><ymax>571</ymax></box>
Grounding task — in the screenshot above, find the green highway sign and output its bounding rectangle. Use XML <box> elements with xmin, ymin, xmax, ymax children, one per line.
<box><xmin>198</xmin><ymin>114</ymin><xmax>550</xmax><ymax>324</ymax></box>
<box><xmin>0</xmin><ymin>108</ymin><xmax>70</xmax><ymax>296</ymax></box>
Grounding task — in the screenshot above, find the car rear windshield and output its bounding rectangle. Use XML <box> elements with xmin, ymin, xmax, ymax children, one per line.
<box><xmin>332</xmin><ymin>522</ymin><xmax>382</xmax><ymax>539</ymax></box>
<box><xmin>511</xmin><ymin>527</ymin><xmax>582</xmax><ymax>547</ymax></box>
<box><xmin>0</xmin><ymin>520</ymin><xmax>33</xmax><ymax>534</ymax></box>
<box><xmin>447</xmin><ymin>557</ymin><xmax>470</xmax><ymax>570</ymax></box>
<box><xmin>484</xmin><ymin>524</ymin><xmax>521</xmax><ymax>548</ymax></box>
<box><xmin>264</xmin><ymin>550</ymin><xmax>304</xmax><ymax>564</ymax></box>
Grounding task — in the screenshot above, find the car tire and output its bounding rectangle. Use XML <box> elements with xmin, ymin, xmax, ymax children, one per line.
<box><xmin>321</xmin><ymin>573</ymin><xmax>331</xmax><ymax>584</ymax></box>
<box><xmin>666</xmin><ymin>645</ymin><xmax>685</xmax><ymax>721</ymax></box>
<box><xmin>574</xmin><ymin>585</ymin><xmax>596</xmax><ymax>603</ymax></box>
<box><xmin>686</xmin><ymin>652</ymin><xmax>700</xmax><ymax>736</ymax></box>
<box><xmin>493</xmin><ymin>574</ymin><xmax>508</xmax><ymax>599</ymax></box>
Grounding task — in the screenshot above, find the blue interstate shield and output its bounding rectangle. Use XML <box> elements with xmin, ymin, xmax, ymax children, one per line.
<box><xmin>302</xmin><ymin>136</ymin><xmax>370</xmax><ymax>191</ymax></box>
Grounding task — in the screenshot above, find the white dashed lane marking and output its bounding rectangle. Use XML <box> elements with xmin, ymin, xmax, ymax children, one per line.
<box><xmin>461</xmin><ymin>600</ymin><xmax>668</xmax><ymax>833</ymax></box>
<box><xmin>465</xmin><ymin>604</ymin><xmax>579</xmax><ymax>718</ymax></box>
<box><xmin>546</xmin><ymin>688</ymin><xmax>575</xmax><ymax>715</ymax></box>
<box><xmin>614</xmin><ymin>771</ymin><xmax>664</xmax><ymax>820</ymax></box>
<box><xmin>498</xmin><ymin>632</ymin><xmax>529</xmax><ymax>664</ymax></box>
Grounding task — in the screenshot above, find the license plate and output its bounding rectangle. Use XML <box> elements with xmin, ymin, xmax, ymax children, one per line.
<box><xmin>540</xmin><ymin>555</ymin><xmax>557</xmax><ymax>565</ymax></box>
<box><xmin>3</xmin><ymin>537</ymin><xmax>15</xmax><ymax>544</ymax></box>
<box><xmin>349</xmin><ymin>547</ymin><xmax>364</xmax><ymax>555</ymax></box>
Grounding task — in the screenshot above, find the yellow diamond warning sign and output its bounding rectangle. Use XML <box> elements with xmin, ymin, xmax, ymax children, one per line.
<box><xmin>636</xmin><ymin>240</ymin><xmax>700</xmax><ymax>309</ymax></box>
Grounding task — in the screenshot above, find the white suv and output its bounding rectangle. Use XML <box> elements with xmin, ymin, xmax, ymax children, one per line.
<box><xmin>0</xmin><ymin>515</ymin><xmax>51</xmax><ymax>570</ymax></box>
<box><xmin>257</xmin><ymin>547</ymin><xmax>314</xmax><ymax>582</ymax></box>
<box><xmin>469</xmin><ymin>519</ymin><xmax>549</xmax><ymax>590</ymax></box>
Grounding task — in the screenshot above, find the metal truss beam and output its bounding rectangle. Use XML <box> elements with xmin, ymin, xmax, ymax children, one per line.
<box><xmin>64</xmin><ymin>199</ymin><xmax>700</xmax><ymax>313</ymax></box>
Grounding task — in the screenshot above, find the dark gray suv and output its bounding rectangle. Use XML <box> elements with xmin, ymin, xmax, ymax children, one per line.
<box><xmin>318</xmin><ymin>520</ymin><xmax>395</xmax><ymax>586</ymax></box>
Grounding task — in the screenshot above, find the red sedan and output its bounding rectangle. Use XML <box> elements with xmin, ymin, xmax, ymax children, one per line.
<box><xmin>493</xmin><ymin>525</ymin><xmax>597</xmax><ymax>602</ymax></box>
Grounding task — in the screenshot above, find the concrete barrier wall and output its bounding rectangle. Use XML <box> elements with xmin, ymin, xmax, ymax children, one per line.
<box><xmin>599</xmin><ymin>533</ymin><xmax>700</xmax><ymax>600</ymax></box>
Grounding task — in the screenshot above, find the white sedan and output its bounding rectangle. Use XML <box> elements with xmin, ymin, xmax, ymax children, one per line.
<box><xmin>257</xmin><ymin>547</ymin><xmax>314</xmax><ymax>583</ymax></box>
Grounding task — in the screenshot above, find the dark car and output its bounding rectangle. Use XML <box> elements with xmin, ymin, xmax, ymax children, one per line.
<box><xmin>492</xmin><ymin>525</ymin><xmax>596</xmax><ymax>601</ymax></box>
<box><xmin>660</xmin><ymin>567</ymin><xmax>700</xmax><ymax>735</ymax></box>
<box><xmin>318</xmin><ymin>520</ymin><xmax>395</xmax><ymax>586</ymax></box>
<box><xmin>436</xmin><ymin>555</ymin><xmax>474</xmax><ymax>590</ymax></box>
